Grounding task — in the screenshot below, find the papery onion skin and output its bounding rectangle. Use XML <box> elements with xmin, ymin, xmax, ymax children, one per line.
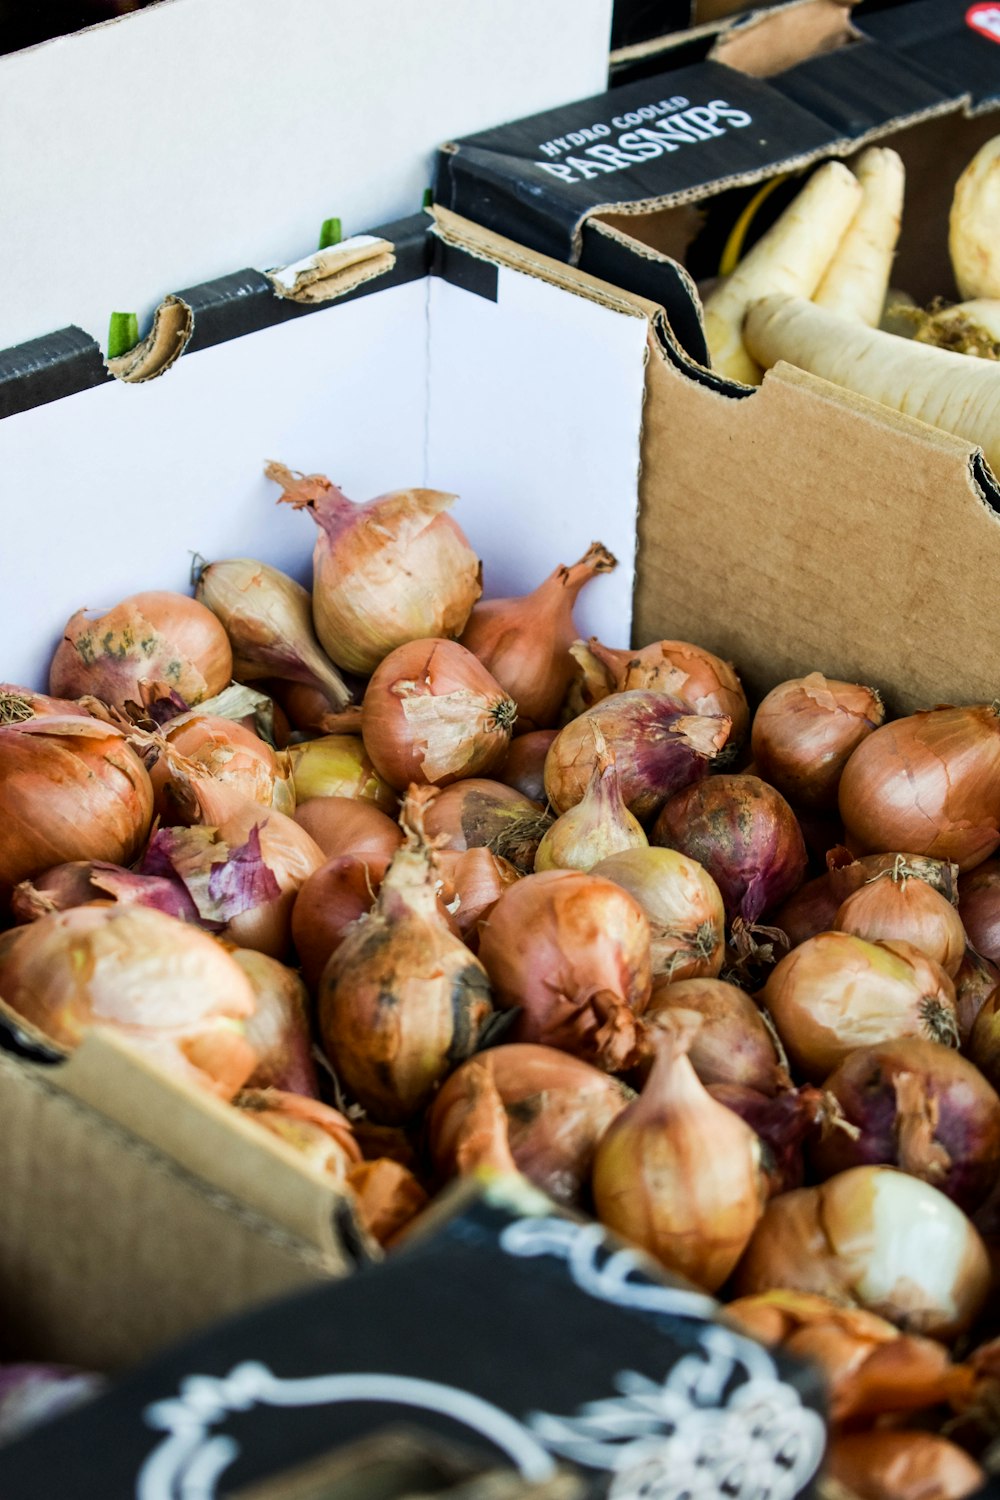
<box><xmin>652</xmin><ymin>774</ymin><xmax>807</xmax><ymax>926</ymax></box>
<box><xmin>422</xmin><ymin>779</ymin><xmax>550</xmax><ymax>875</ymax></box>
<box><xmin>825</xmin><ymin>1430</ymin><xmax>984</xmax><ymax>1500</ymax></box>
<box><xmin>0</xmin><ymin>905</ymin><xmax>257</xmax><ymax>1098</ymax></box>
<box><xmin>362</xmin><ymin>638</ymin><xmax>516</xmax><ymax>791</ymax></box>
<box><xmin>293</xmin><ymin>795</ymin><xmax>403</xmax><ymax>864</ymax></box>
<box><xmin>833</xmin><ymin>866</ymin><xmax>967</xmax><ymax>979</ymax></box>
<box><xmin>11</xmin><ymin>860</ymin><xmax>199</xmax><ymax>926</ymax></box>
<box><xmin>231</xmin><ymin>949</ymin><xmax>320</xmax><ymax>1098</ymax></box>
<box><xmin>234</xmin><ymin>1089</ymin><xmax>361</xmax><ymax>1182</ymax></box>
<box><xmin>318</xmin><ymin>795</ymin><xmax>494</xmax><ymax>1123</ymax></box>
<box><xmin>544</xmin><ymin>690</ymin><xmax>731</xmax><ymax>821</ymax></box>
<box><xmin>751</xmin><ymin>673</ymin><xmax>884</xmax><ymax>812</ymax></box>
<box><xmin>285</xmin><ymin>735</ymin><xmax>396</xmax><ymax>814</ymax></box>
<box><xmin>959</xmin><ymin>858</ymin><xmax>1000</xmax><ymax>964</ymax></box>
<box><xmin>149</xmin><ymin>714</ymin><xmax>289</xmax><ymax>819</ymax></box>
<box><xmin>731</xmin><ymin>1165</ymin><xmax>991</xmax><ymax>1340</ymax></box>
<box><xmin>955</xmin><ymin>946</ymin><xmax>1000</xmax><ymax>1043</ymax></box>
<box><xmin>583</xmin><ymin>637</ymin><xmax>750</xmax><ymax>749</ymax></box>
<box><xmin>813</xmin><ymin>1037</ymin><xmax>1000</xmax><ymax>1211</ymax></box>
<box><xmin>291</xmin><ymin>852</ymin><xmax>392</xmax><ymax>992</ymax></box>
<box><xmin>761</xmin><ymin>932</ymin><xmax>960</xmax><ymax>1083</ymax></box>
<box><xmin>269</xmin><ymin>465</ymin><xmax>482</xmax><ymax>676</ymax></box>
<box><xmin>459</xmin><ymin>543</ymin><xmax>617</xmax><ymax>732</ymax></box>
<box><xmin>477</xmin><ymin>869</ymin><xmax>652</xmax><ymax>1073</ymax></box>
<box><xmin>435</xmin><ymin>847</ymin><xmax>521</xmax><ymax>949</ymax></box>
<box><xmin>838</xmin><ymin>704</ymin><xmax>1000</xmax><ymax>872</ymax></box>
<box><xmin>592</xmin><ymin>1020</ymin><xmax>766</xmax><ymax>1291</ymax></box>
<box><xmin>642</xmin><ymin>977</ymin><xmax>788</xmax><ymax>1094</ymax></box>
<box><xmin>427</xmin><ymin>1042</ymin><xmax>634</xmax><ymax>1207</ymax></box>
<box><xmin>0</xmin><ymin>716</ymin><xmax>154</xmax><ymax>907</ymax></box>
<box><xmin>498</xmin><ymin>730</ymin><xmax>558</xmax><ymax>803</ymax></box>
<box><xmin>590</xmin><ymin>847</ymin><xmax>725</xmax><ymax>982</ymax></box>
<box><xmin>49</xmin><ymin>591</ymin><xmax>232</xmax><ymax>712</ymax></box>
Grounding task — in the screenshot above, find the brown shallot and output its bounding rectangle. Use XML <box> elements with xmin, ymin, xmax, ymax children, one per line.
<box><xmin>959</xmin><ymin>858</ymin><xmax>1000</xmax><ymax>964</ymax></box>
<box><xmin>421</xmin><ymin>778</ymin><xmax>551</xmax><ymax>875</ymax></box>
<box><xmin>576</xmin><ymin>637</ymin><xmax>750</xmax><ymax>748</ymax></box>
<box><xmin>641</xmin><ymin>976</ymin><xmax>789</xmax><ymax>1094</ymax></box>
<box><xmin>590</xmin><ymin>847</ymin><xmax>725</xmax><ymax>982</ymax></box>
<box><xmin>497</xmin><ymin>730</ymin><xmax>557</xmax><ymax>803</ymax></box>
<box><xmin>231</xmin><ymin>948</ymin><xmax>320</xmax><ymax>1098</ymax></box>
<box><xmin>750</xmin><ymin>672</ymin><xmax>884</xmax><ymax>811</ymax></box>
<box><xmin>833</xmin><ymin>860</ymin><xmax>967</xmax><ymax>978</ymax></box>
<box><xmin>293</xmin><ymin>796</ymin><xmax>402</xmax><ymax>864</ymax></box>
<box><xmin>534</xmin><ymin>731</ymin><xmax>646</xmax><ymax>872</ymax></box>
<box><xmin>825</xmin><ymin>1431</ymin><xmax>984</xmax><ymax>1500</ymax></box>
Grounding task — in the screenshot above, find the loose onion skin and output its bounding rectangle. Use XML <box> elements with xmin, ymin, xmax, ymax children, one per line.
<box><xmin>361</xmin><ymin>638</ymin><xmax>516</xmax><ymax>791</ymax></box>
<box><xmin>955</xmin><ymin>946</ymin><xmax>1000</xmax><ymax>1043</ymax></box>
<box><xmin>292</xmin><ymin>796</ymin><xmax>402</xmax><ymax>865</ymax></box>
<box><xmin>814</xmin><ymin>1038</ymin><xmax>1000</xmax><ymax>1211</ymax></box>
<box><xmin>49</xmin><ymin>591</ymin><xmax>232</xmax><ymax>713</ymax></box>
<box><xmin>750</xmin><ymin>673</ymin><xmax>884</xmax><ymax>812</ymax></box>
<box><xmin>833</xmin><ymin>866</ymin><xmax>967</xmax><ymax>979</ymax></box>
<box><xmin>477</xmin><ymin>869</ymin><xmax>652</xmax><ymax>1073</ymax></box>
<box><xmin>421</xmin><ymin>779</ymin><xmax>551</xmax><ymax>875</ymax></box>
<box><xmin>0</xmin><ymin>716</ymin><xmax>154</xmax><ymax>908</ymax></box>
<box><xmin>825</xmin><ymin>1430</ymin><xmax>984</xmax><ymax>1500</ymax></box>
<box><xmin>732</xmin><ymin>1165</ymin><xmax>991</xmax><ymax>1340</ymax></box>
<box><xmin>11</xmin><ymin>860</ymin><xmax>199</xmax><ymax>926</ymax></box>
<box><xmin>959</xmin><ymin>858</ymin><xmax>1000</xmax><ymax>963</ymax></box>
<box><xmin>839</xmin><ymin>704</ymin><xmax>1000</xmax><ymax>871</ymax></box>
<box><xmin>269</xmin><ymin>464</ymin><xmax>482</xmax><ymax>676</ymax></box>
<box><xmin>435</xmin><ymin>847</ymin><xmax>521</xmax><ymax>948</ymax></box>
<box><xmin>652</xmin><ymin>774</ymin><xmax>807</xmax><ymax>927</ymax></box>
<box><xmin>149</xmin><ymin>714</ymin><xmax>291</xmax><ymax>819</ymax></box>
<box><xmin>544</xmin><ymin>690</ymin><xmax>731</xmax><ymax>821</ymax></box>
<box><xmin>0</xmin><ymin>905</ymin><xmax>257</xmax><ymax>1098</ymax></box>
<box><xmin>427</xmin><ymin>1042</ymin><xmax>634</xmax><ymax>1207</ymax></box>
<box><xmin>642</xmin><ymin>977</ymin><xmax>789</xmax><ymax>1094</ymax></box>
<box><xmin>497</xmin><ymin>730</ymin><xmax>557</xmax><ymax>803</ymax></box>
<box><xmin>590</xmin><ymin>847</ymin><xmax>726</xmax><ymax>982</ymax></box>
<box><xmin>580</xmin><ymin>637</ymin><xmax>750</xmax><ymax>749</ymax></box>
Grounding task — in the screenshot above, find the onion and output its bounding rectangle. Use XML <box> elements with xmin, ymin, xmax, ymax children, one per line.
<box><xmin>642</xmin><ymin>977</ymin><xmax>789</xmax><ymax>1093</ymax></box>
<box><xmin>775</xmin><ymin>850</ymin><xmax>960</xmax><ymax>947</ymax></box>
<box><xmin>966</xmin><ymin>988</ymin><xmax>1000</xmax><ymax>1093</ymax></box>
<box><xmin>285</xmin><ymin>734</ymin><xmax>396</xmax><ymax>814</ymax></box>
<box><xmin>0</xmin><ymin>684</ymin><xmax>87</xmax><ymax>723</ymax></box>
<box><xmin>580</xmin><ymin>636</ymin><xmax>750</xmax><ymax>748</ymax></box>
<box><xmin>231</xmin><ymin>948</ymin><xmax>319</xmax><ymax>1097</ymax></box>
<box><xmin>833</xmin><ymin>862</ymin><xmax>967</xmax><ymax>978</ymax></box>
<box><xmin>544</xmin><ymin>690</ymin><xmax>731</xmax><ymax>820</ymax></box>
<box><xmin>0</xmin><ymin>716</ymin><xmax>153</xmax><ymax>908</ymax></box>
<box><xmin>427</xmin><ymin>1043</ymin><xmax>634</xmax><ymax>1207</ymax></box>
<box><xmin>154</xmin><ymin>768</ymin><xmax>326</xmax><ymax>957</ymax></box>
<box><xmin>291</xmin><ymin>852</ymin><xmax>393</xmax><ymax>991</ymax></box>
<box><xmin>346</xmin><ymin>1158</ymin><xmax>429</xmax><ymax>1247</ymax></box>
<box><xmin>234</xmin><ymin>1089</ymin><xmax>361</xmax><ymax>1182</ymax></box>
<box><xmin>497</xmin><ymin>729</ymin><xmax>557</xmax><ymax>803</ymax></box>
<box><xmin>839</xmin><ymin>704</ymin><xmax>1000</xmax><ymax>871</ymax></box>
<box><xmin>534</xmin><ymin>732</ymin><xmax>646</xmax><ymax>872</ymax></box>
<box><xmin>293</xmin><ymin>796</ymin><xmax>402</xmax><ymax>864</ymax></box>
<box><xmin>435</xmin><ymin>847</ymin><xmax>521</xmax><ymax>948</ymax></box>
<box><xmin>268</xmin><ymin>463</ymin><xmax>482</xmax><ymax>675</ymax></box>
<box><xmin>955</xmin><ymin>946</ymin><xmax>1000</xmax><ymax>1042</ymax></box>
<box><xmin>761</xmin><ymin>933</ymin><xmax>960</xmax><ymax>1082</ymax></box>
<box><xmin>149</xmin><ymin>713</ymin><xmax>293</xmax><ymax>819</ymax></box>
<box><xmin>318</xmin><ymin>790</ymin><xmax>494</xmax><ymax>1123</ymax></box>
<box><xmin>750</xmin><ymin>673</ymin><xmax>884</xmax><ymax>811</ymax></box>
<box><xmin>825</xmin><ymin>1431</ymin><xmax>984</xmax><ymax>1500</ymax></box>
<box><xmin>458</xmin><ymin>543</ymin><xmax>616</xmax><ymax>731</ymax></box>
<box><xmin>725</xmin><ymin>1290</ymin><xmax>974</xmax><ymax>1427</ymax></box>
<box><xmin>592</xmin><ymin>1015</ymin><xmax>766</xmax><ymax>1292</ymax></box>
<box><xmin>477</xmin><ymin>869</ymin><xmax>652</xmax><ymax>1072</ymax></box>
<box><xmin>49</xmin><ymin>590</ymin><xmax>232</xmax><ymax>714</ymax></box>
<box><xmin>731</xmin><ymin>1165</ymin><xmax>991</xmax><ymax>1339</ymax></box>
<box><xmin>421</xmin><ymin>779</ymin><xmax>551</xmax><ymax>875</ymax></box>
<box><xmin>278</xmin><ymin>681</ymin><xmax>352</xmax><ymax>735</ymax></box>
<box><xmin>813</xmin><ymin>1038</ymin><xmax>1000</xmax><ymax>1211</ymax></box>
<box><xmin>0</xmin><ymin>905</ymin><xmax>258</xmax><ymax>1098</ymax></box>
<box><xmin>590</xmin><ymin>848</ymin><xmax>726</xmax><ymax>981</ymax></box>
<box><xmin>195</xmin><ymin>557</ymin><xmax>350</xmax><ymax>710</ymax></box>
<box><xmin>361</xmin><ymin>638</ymin><xmax>516</xmax><ymax>790</ymax></box>
<box><xmin>709</xmin><ymin>1083</ymin><xmax>825</xmax><ymax>1197</ymax></box>
<box><xmin>11</xmin><ymin>860</ymin><xmax>199</xmax><ymax>926</ymax></box>
<box><xmin>652</xmin><ymin>774</ymin><xmax>807</xmax><ymax>927</ymax></box>
<box><xmin>959</xmin><ymin>857</ymin><xmax>1000</xmax><ymax>963</ymax></box>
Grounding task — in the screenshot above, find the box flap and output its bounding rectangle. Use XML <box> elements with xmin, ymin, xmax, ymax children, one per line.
<box><xmin>856</xmin><ymin>0</ymin><xmax>1000</xmax><ymax>108</ymax></box>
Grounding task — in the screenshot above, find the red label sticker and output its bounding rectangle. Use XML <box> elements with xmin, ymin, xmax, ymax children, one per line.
<box><xmin>967</xmin><ymin>2</ymin><xmax>1000</xmax><ymax>41</ymax></box>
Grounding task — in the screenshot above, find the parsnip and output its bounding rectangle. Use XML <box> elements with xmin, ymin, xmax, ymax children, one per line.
<box><xmin>702</xmin><ymin>162</ymin><xmax>862</xmax><ymax>385</ymax></box>
<box><xmin>950</xmin><ymin>134</ymin><xmax>1000</xmax><ymax>300</ymax></box>
<box><xmin>813</xmin><ymin>148</ymin><xmax>905</xmax><ymax>325</ymax></box>
<box><xmin>743</xmin><ymin>293</ymin><xmax>1000</xmax><ymax>479</ymax></box>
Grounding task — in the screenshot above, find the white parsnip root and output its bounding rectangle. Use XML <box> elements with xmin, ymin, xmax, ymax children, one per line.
<box><xmin>950</xmin><ymin>134</ymin><xmax>1000</xmax><ymax>301</ymax></box>
<box><xmin>744</xmin><ymin>294</ymin><xmax>1000</xmax><ymax>480</ymax></box>
<box><xmin>702</xmin><ymin>162</ymin><xmax>862</xmax><ymax>385</ymax></box>
<box><xmin>813</xmin><ymin>148</ymin><xmax>906</xmax><ymax>326</ymax></box>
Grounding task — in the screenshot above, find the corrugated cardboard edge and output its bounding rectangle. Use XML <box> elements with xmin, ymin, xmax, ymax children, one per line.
<box><xmin>106</xmin><ymin>293</ymin><xmax>194</xmax><ymax>382</ymax></box>
<box><xmin>608</xmin><ymin>0</ymin><xmax>857</xmax><ymax>70</ymax></box>
<box><xmin>708</xmin><ymin>0</ymin><xmax>860</xmax><ymax>77</ymax></box>
<box><xmin>267</xmin><ymin>235</ymin><xmax>397</xmax><ymax>304</ymax></box>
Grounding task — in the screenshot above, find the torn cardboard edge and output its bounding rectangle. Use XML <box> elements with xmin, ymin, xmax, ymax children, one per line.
<box><xmin>709</xmin><ymin>0</ymin><xmax>862</xmax><ymax>76</ymax></box>
<box><xmin>267</xmin><ymin>234</ymin><xmax>397</xmax><ymax>303</ymax></box>
<box><xmin>608</xmin><ymin>0</ymin><xmax>858</xmax><ymax>72</ymax></box>
<box><xmin>105</xmin><ymin>292</ymin><xmax>194</xmax><ymax>382</ymax></box>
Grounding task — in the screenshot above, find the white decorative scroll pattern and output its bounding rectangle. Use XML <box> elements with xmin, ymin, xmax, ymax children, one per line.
<box><xmin>499</xmin><ymin>1217</ymin><xmax>826</xmax><ymax>1500</ymax></box>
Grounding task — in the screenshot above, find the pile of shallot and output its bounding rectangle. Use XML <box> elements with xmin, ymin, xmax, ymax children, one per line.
<box><xmin>4</xmin><ymin>467</ymin><xmax>1000</xmax><ymax>1497</ymax></box>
